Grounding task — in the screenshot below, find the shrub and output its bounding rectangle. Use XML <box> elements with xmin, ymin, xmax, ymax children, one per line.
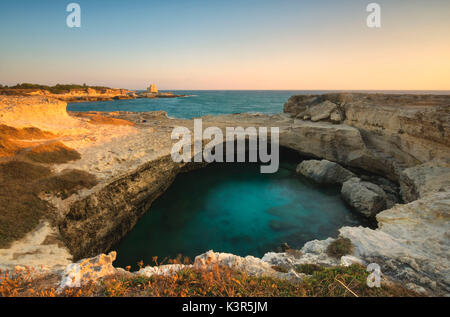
<box><xmin>271</xmin><ymin>265</ymin><xmax>289</xmax><ymax>273</ymax></box>
<box><xmin>326</xmin><ymin>237</ymin><xmax>354</xmax><ymax>258</ymax></box>
<box><xmin>295</xmin><ymin>264</ymin><xmax>324</xmax><ymax>275</ymax></box>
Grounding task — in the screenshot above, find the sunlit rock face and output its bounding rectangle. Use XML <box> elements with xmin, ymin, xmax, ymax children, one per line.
<box><xmin>59</xmin><ymin>251</ymin><xmax>119</xmax><ymax>289</ymax></box>
<box><xmin>0</xmin><ymin>96</ymin><xmax>80</xmax><ymax>130</ymax></box>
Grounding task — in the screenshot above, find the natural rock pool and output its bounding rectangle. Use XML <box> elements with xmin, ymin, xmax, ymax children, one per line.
<box><xmin>114</xmin><ymin>150</ymin><xmax>369</xmax><ymax>268</ymax></box>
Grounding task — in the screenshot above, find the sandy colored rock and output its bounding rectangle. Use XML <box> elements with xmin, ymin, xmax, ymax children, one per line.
<box><xmin>399</xmin><ymin>163</ymin><xmax>450</xmax><ymax>202</ymax></box>
<box><xmin>0</xmin><ymin>222</ymin><xmax>72</xmax><ymax>272</ymax></box>
<box><xmin>0</xmin><ymin>96</ymin><xmax>80</xmax><ymax>130</ymax></box>
<box><xmin>285</xmin><ymin>93</ymin><xmax>450</xmax><ymax>169</ymax></box>
<box><xmin>59</xmin><ymin>251</ymin><xmax>118</xmax><ymax>289</ymax></box>
<box><xmin>296</xmin><ymin>159</ymin><xmax>355</xmax><ymax>184</ymax></box>
<box><xmin>341</xmin><ymin>178</ymin><xmax>387</xmax><ymax>217</ymax></box>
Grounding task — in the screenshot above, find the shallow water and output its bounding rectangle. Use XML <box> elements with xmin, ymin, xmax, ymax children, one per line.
<box><xmin>113</xmin><ymin>154</ymin><xmax>368</xmax><ymax>269</ymax></box>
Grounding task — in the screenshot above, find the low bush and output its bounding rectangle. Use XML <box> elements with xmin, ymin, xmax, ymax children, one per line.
<box><xmin>326</xmin><ymin>237</ymin><xmax>354</xmax><ymax>258</ymax></box>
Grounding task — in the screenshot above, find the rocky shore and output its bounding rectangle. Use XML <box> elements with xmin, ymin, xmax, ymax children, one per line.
<box><xmin>0</xmin><ymin>93</ymin><xmax>449</xmax><ymax>296</ymax></box>
<box><xmin>0</xmin><ymin>87</ymin><xmax>189</xmax><ymax>103</ymax></box>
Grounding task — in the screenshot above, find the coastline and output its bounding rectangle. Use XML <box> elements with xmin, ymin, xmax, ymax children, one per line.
<box><xmin>0</xmin><ymin>93</ymin><xmax>449</xmax><ymax>296</ymax></box>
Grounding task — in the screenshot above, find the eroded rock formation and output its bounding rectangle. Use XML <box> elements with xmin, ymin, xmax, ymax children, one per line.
<box><xmin>296</xmin><ymin>159</ymin><xmax>356</xmax><ymax>185</ymax></box>
<box><xmin>341</xmin><ymin>178</ymin><xmax>388</xmax><ymax>217</ymax></box>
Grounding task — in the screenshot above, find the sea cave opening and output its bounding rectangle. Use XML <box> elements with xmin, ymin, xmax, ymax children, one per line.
<box><xmin>113</xmin><ymin>145</ymin><xmax>372</xmax><ymax>269</ymax></box>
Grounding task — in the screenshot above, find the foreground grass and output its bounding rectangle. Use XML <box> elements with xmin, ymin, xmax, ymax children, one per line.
<box><xmin>0</xmin><ymin>264</ymin><xmax>420</xmax><ymax>297</ymax></box>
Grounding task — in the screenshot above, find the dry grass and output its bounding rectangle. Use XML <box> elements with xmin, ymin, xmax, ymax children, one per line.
<box><xmin>0</xmin><ymin>263</ymin><xmax>421</xmax><ymax>298</ymax></box>
<box><xmin>0</xmin><ymin>136</ymin><xmax>23</xmax><ymax>157</ymax></box>
<box><xmin>24</xmin><ymin>142</ymin><xmax>81</xmax><ymax>164</ymax></box>
<box><xmin>0</xmin><ymin>160</ymin><xmax>97</xmax><ymax>248</ymax></box>
<box><xmin>0</xmin><ymin>161</ymin><xmax>52</xmax><ymax>247</ymax></box>
<box><xmin>0</xmin><ymin>124</ymin><xmax>55</xmax><ymax>140</ymax></box>
<box><xmin>34</xmin><ymin>169</ymin><xmax>98</xmax><ymax>199</ymax></box>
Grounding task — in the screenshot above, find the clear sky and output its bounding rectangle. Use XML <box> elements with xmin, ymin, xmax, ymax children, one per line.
<box><xmin>0</xmin><ymin>0</ymin><xmax>449</xmax><ymax>90</ymax></box>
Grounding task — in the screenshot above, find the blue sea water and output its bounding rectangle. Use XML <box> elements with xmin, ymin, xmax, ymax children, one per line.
<box><xmin>68</xmin><ymin>90</ymin><xmax>450</xmax><ymax>119</ymax></box>
<box><xmin>68</xmin><ymin>90</ymin><xmax>306</xmax><ymax>119</ymax></box>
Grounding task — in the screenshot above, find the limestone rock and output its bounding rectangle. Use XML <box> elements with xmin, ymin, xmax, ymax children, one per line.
<box><xmin>310</xmin><ymin>101</ymin><xmax>338</xmax><ymax>122</ymax></box>
<box><xmin>341</xmin><ymin>178</ymin><xmax>387</xmax><ymax>217</ymax></box>
<box><xmin>399</xmin><ymin>163</ymin><xmax>450</xmax><ymax>202</ymax></box>
<box><xmin>280</xmin><ymin>120</ymin><xmax>367</xmax><ymax>168</ymax></box>
<box><xmin>138</xmin><ymin>264</ymin><xmax>188</xmax><ymax>277</ymax></box>
<box><xmin>296</xmin><ymin>159</ymin><xmax>355</xmax><ymax>185</ymax></box>
<box><xmin>285</xmin><ymin>93</ymin><xmax>450</xmax><ymax>166</ymax></box>
<box><xmin>338</xmin><ymin>191</ymin><xmax>450</xmax><ymax>295</ymax></box>
<box><xmin>360</xmin><ymin>175</ymin><xmax>400</xmax><ymax>209</ymax></box>
<box><xmin>0</xmin><ymin>96</ymin><xmax>80</xmax><ymax>130</ymax></box>
<box><xmin>262</xmin><ymin>238</ymin><xmax>341</xmax><ymax>268</ymax></box>
<box><xmin>340</xmin><ymin>255</ymin><xmax>366</xmax><ymax>267</ymax></box>
<box><xmin>59</xmin><ymin>251</ymin><xmax>118</xmax><ymax>289</ymax></box>
<box><xmin>330</xmin><ymin>109</ymin><xmax>344</xmax><ymax>123</ymax></box>
<box><xmin>194</xmin><ymin>250</ymin><xmax>277</xmax><ymax>277</ymax></box>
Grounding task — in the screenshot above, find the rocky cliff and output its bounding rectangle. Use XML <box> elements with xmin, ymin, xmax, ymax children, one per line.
<box><xmin>284</xmin><ymin>94</ymin><xmax>450</xmax><ymax>178</ymax></box>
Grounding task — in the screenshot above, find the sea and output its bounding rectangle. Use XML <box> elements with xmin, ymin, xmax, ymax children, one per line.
<box><xmin>67</xmin><ymin>90</ymin><xmax>450</xmax><ymax>119</ymax></box>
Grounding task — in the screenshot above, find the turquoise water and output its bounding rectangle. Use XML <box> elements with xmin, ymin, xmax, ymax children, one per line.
<box><xmin>113</xmin><ymin>151</ymin><xmax>368</xmax><ymax>269</ymax></box>
<box><xmin>68</xmin><ymin>90</ymin><xmax>308</xmax><ymax>119</ymax></box>
<box><xmin>68</xmin><ymin>90</ymin><xmax>450</xmax><ymax>119</ymax></box>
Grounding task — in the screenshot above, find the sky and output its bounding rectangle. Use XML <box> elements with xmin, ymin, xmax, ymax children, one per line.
<box><xmin>0</xmin><ymin>0</ymin><xmax>449</xmax><ymax>90</ymax></box>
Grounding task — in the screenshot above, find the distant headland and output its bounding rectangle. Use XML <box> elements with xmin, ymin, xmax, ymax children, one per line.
<box><xmin>0</xmin><ymin>83</ymin><xmax>189</xmax><ymax>103</ymax></box>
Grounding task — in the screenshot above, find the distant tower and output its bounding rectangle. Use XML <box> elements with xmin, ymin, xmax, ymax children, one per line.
<box><xmin>148</xmin><ymin>84</ymin><xmax>158</xmax><ymax>94</ymax></box>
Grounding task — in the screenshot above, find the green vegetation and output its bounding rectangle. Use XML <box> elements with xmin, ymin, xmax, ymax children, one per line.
<box><xmin>295</xmin><ymin>263</ymin><xmax>324</xmax><ymax>275</ymax></box>
<box><xmin>326</xmin><ymin>237</ymin><xmax>354</xmax><ymax>258</ymax></box>
<box><xmin>3</xmin><ymin>83</ymin><xmax>111</xmax><ymax>94</ymax></box>
<box><xmin>271</xmin><ymin>265</ymin><xmax>289</xmax><ymax>273</ymax></box>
